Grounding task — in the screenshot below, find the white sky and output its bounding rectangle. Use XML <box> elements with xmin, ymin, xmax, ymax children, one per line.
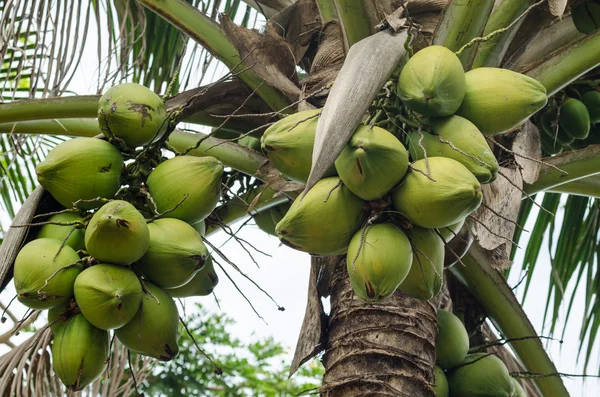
<box><xmin>1</xmin><ymin>2</ymin><xmax>599</xmax><ymax>396</ymax></box>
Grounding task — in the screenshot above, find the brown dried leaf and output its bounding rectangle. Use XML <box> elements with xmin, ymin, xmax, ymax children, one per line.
<box><xmin>257</xmin><ymin>161</ymin><xmax>305</xmax><ymax>192</ymax></box>
<box><xmin>513</xmin><ymin>121</ymin><xmax>542</xmax><ymax>185</ymax></box>
<box><xmin>220</xmin><ymin>14</ymin><xmax>300</xmax><ymax>101</ymax></box>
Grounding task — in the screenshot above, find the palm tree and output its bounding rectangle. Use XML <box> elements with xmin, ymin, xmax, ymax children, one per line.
<box><xmin>0</xmin><ymin>0</ymin><xmax>599</xmax><ymax>396</ymax></box>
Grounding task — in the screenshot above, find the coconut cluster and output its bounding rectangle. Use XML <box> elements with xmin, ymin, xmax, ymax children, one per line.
<box><xmin>262</xmin><ymin>46</ymin><xmax>546</xmax><ymax>305</ymax></box>
<box><xmin>13</xmin><ymin>83</ymin><xmax>223</xmax><ymax>391</ymax></box>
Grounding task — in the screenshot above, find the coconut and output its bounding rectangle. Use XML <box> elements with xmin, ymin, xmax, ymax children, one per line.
<box><xmin>115</xmin><ymin>282</ymin><xmax>179</xmax><ymax>361</ymax></box>
<box><xmin>334</xmin><ymin>125</ymin><xmax>409</xmax><ymax>200</ymax></box>
<box><xmin>398</xmin><ymin>227</ymin><xmax>444</xmax><ymax>301</ymax></box>
<box><xmin>13</xmin><ymin>238</ymin><xmax>81</xmax><ymax>310</ymax></box>
<box><xmin>36</xmin><ymin>138</ymin><xmax>124</xmax><ymax>209</ymax></box>
<box><xmin>193</xmin><ymin>219</ymin><xmax>206</xmax><ymax>236</ymax></box>
<box><xmin>438</xmin><ymin>219</ymin><xmax>465</xmax><ymax>243</ymax></box>
<box><xmin>434</xmin><ymin>365</ymin><xmax>449</xmax><ymax>397</ymax></box>
<box><xmin>397</xmin><ymin>45</ymin><xmax>466</xmax><ymax>117</ymax></box>
<box><xmin>167</xmin><ymin>258</ymin><xmax>219</xmax><ymax>298</ymax></box>
<box><xmin>539</xmin><ymin>130</ymin><xmax>564</xmax><ymax>155</ymax></box>
<box><xmin>559</xmin><ymin>98</ymin><xmax>590</xmax><ymax>139</ymax></box>
<box><xmin>456</xmin><ymin>68</ymin><xmax>547</xmax><ymax>135</ymax></box>
<box><xmin>37</xmin><ymin>212</ymin><xmax>86</xmax><ymax>251</ymax></box>
<box><xmin>136</xmin><ymin>218</ymin><xmax>210</xmax><ymax>288</ymax></box>
<box><xmin>444</xmin><ymin>223</ymin><xmax>474</xmax><ymax>268</ymax></box>
<box><xmin>51</xmin><ymin>313</ymin><xmax>109</xmax><ymax>391</ymax></box>
<box><xmin>73</xmin><ymin>263</ymin><xmax>142</xmax><ymax>330</ymax></box>
<box><xmin>47</xmin><ymin>299</ymin><xmax>80</xmax><ymax>335</ymax></box>
<box><xmin>346</xmin><ymin>223</ymin><xmax>413</xmax><ymax>302</ymax></box>
<box><xmin>270</xmin><ymin>202</ymin><xmax>291</xmax><ymax>225</ymax></box>
<box><xmin>436</xmin><ymin>309</ymin><xmax>470</xmax><ymax>370</ymax></box>
<box><xmin>408</xmin><ymin>116</ymin><xmax>498</xmax><ymax>183</ymax></box>
<box><xmin>275</xmin><ymin>177</ymin><xmax>367</xmax><ymax>256</ymax></box>
<box><xmin>447</xmin><ymin>353</ymin><xmax>515</xmax><ymax>397</ymax></box>
<box><xmin>84</xmin><ymin>200</ymin><xmax>149</xmax><ymax>265</ymax></box>
<box><xmin>582</xmin><ymin>90</ymin><xmax>600</xmax><ymax>123</ymax></box>
<box><xmin>512</xmin><ymin>378</ymin><xmax>527</xmax><ymax>397</ymax></box>
<box><xmin>98</xmin><ymin>83</ymin><xmax>168</xmax><ymax>148</ymax></box>
<box><xmin>146</xmin><ymin>156</ymin><xmax>223</xmax><ymax>224</ymax></box>
<box><xmin>540</xmin><ymin>109</ymin><xmax>574</xmax><ymax>146</ymax></box>
<box><xmin>571</xmin><ymin>2</ymin><xmax>600</xmax><ymax>34</ymax></box>
<box><xmin>253</xmin><ymin>210</ymin><xmax>277</xmax><ymax>236</ymax></box>
<box><xmin>392</xmin><ymin>157</ymin><xmax>483</xmax><ymax>228</ymax></box>
<box><xmin>261</xmin><ymin>109</ymin><xmax>337</xmax><ymax>182</ymax></box>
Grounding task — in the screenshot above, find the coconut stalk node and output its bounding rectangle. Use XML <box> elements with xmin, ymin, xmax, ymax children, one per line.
<box><xmin>398</xmin><ymin>45</ymin><xmax>466</xmax><ymax>117</ymax></box>
<box><xmin>456</xmin><ymin>68</ymin><xmax>547</xmax><ymax>135</ymax></box>
<box><xmin>146</xmin><ymin>156</ymin><xmax>224</xmax><ymax>224</ymax></box>
<box><xmin>392</xmin><ymin>157</ymin><xmax>483</xmax><ymax>229</ymax></box>
<box><xmin>35</xmin><ymin>138</ymin><xmax>124</xmax><ymax>209</ymax></box>
<box><xmin>84</xmin><ymin>200</ymin><xmax>150</xmax><ymax>265</ymax></box>
<box><xmin>13</xmin><ymin>238</ymin><xmax>81</xmax><ymax>310</ymax></box>
<box><xmin>335</xmin><ymin>125</ymin><xmax>409</xmax><ymax>200</ymax></box>
<box><xmin>436</xmin><ymin>309</ymin><xmax>470</xmax><ymax>370</ymax></box>
<box><xmin>346</xmin><ymin>223</ymin><xmax>413</xmax><ymax>302</ymax></box>
<box><xmin>37</xmin><ymin>212</ymin><xmax>86</xmax><ymax>251</ymax></box>
<box><xmin>74</xmin><ymin>263</ymin><xmax>143</xmax><ymax>330</ymax></box>
<box><xmin>51</xmin><ymin>313</ymin><xmax>109</xmax><ymax>391</ymax></box>
<box><xmin>98</xmin><ymin>83</ymin><xmax>168</xmax><ymax>148</ymax></box>
<box><xmin>275</xmin><ymin>177</ymin><xmax>367</xmax><ymax>256</ymax></box>
<box><xmin>114</xmin><ymin>282</ymin><xmax>179</xmax><ymax>361</ymax></box>
<box><xmin>447</xmin><ymin>353</ymin><xmax>515</xmax><ymax>397</ymax></box>
<box><xmin>136</xmin><ymin>218</ymin><xmax>210</xmax><ymax>289</ymax></box>
<box><xmin>398</xmin><ymin>227</ymin><xmax>445</xmax><ymax>301</ymax></box>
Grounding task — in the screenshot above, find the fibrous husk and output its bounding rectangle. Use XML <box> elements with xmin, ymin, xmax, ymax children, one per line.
<box><xmin>147</xmin><ymin>156</ymin><xmax>224</xmax><ymax>224</ymax></box>
<box><xmin>398</xmin><ymin>45</ymin><xmax>466</xmax><ymax>117</ymax></box>
<box><xmin>37</xmin><ymin>212</ymin><xmax>86</xmax><ymax>251</ymax></box>
<box><xmin>346</xmin><ymin>223</ymin><xmax>413</xmax><ymax>302</ymax></box>
<box><xmin>13</xmin><ymin>238</ymin><xmax>81</xmax><ymax>310</ymax></box>
<box><xmin>447</xmin><ymin>353</ymin><xmax>515</xmax><ymax>397</ymax></box>
<box><xmin>115</xmin><ymin>282</ymin><xmax>179</xmax><ymax>361</ymax></box>
<box><xmin>275</xmin><ymin>177</ymin><xmax>367</xmax><ymax>256</ymax></box>
<box><xmin>434</xmin><ymin>365</ymin><xmax>449</xmax><ymax>397</ymax></box>
<box><xmin>261</xmin><ymin>109</ymin><xmax>336</xmax><ymax>182</ymax></box>
<box><xmin>166</xmin><ymin>258</ymin><xmax>218</xmax><ymax>298</ymax></box>
<box><xmin>456</xmin><ymin>68</ymin><xmax>547</xmax><ymax>135</ymax></box>
<box><xmin>51</xmin><ymin>313</ymin><xmax>109</xmax><ymax>391</ymax></box>
<box><xmin>136</xmin><ymin>218</ymin><xmax>209</xmax><ymax>289</ymax></box>
<box><xmin>334</xmin><ymin>125</ymin><xmax>409</xmax><ymax>200</ymax></box>
<box><xmin>392</xmin><ymin>157</ymin><xmax>483</xmax><ymax>228</ymax></box>
<box><xmin>98</xmin><ymin>83</ymin><xmax>168</xmax><ymax>148</ymax></box>
<box><xmin>408</xmin><ymin>115</ymin><xmax>498</xmax><ymax>183</ymax></box>
<box><xmin>582</xmin><ymin>90</ymin><xmax>600</xmax><ymax>123</ymax></box>
<box><xmin>436</xmin><ymin>309</ymin><xmax>470</xmax><ymax>370</ymax></box>
<box><xmin>84</xmin><ymin>200</ymin><xmax>149</xmax><ymax>265</ymax></box>
<box><xmin>73</xmin><ymin>263</ymin><xmax>142</xmax><ymax>330</ymax></box>
<box><xmin>558</xmin><ymin>98</ymin><xmax>590</xmax><ymax>139</ymax></box>
<box><xmin>398</xmin><ymin>227</ymin><xmax>444</xmax><ymax>301</ymax></box>
<box><xmin>35</xmin><ymin>138</ymin><xmax>124</xmax><ymax>209</ymax></box>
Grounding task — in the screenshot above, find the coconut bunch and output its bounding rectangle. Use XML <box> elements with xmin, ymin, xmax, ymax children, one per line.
<box><xmin>11</xmin><ymin>83</ymin><xmax>225</xmax><ymax>391</ymax></box>
<box><xmin>533</xmin><ymin>85</ymin><xmax>600</xmax><ymax>155</ymax></box>
<box><xmin>432</xmin><ymin>309</ymin><xmax>524</xmax><ymax>397</ymax></box>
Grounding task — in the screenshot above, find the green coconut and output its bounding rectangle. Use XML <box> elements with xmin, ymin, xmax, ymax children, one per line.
<box><xmin>115</xmin><ymin>282</ymin><xmax>179</xmax><ymax>361</ymax></box>
<box><xmin>254</xmin><ymin>210</ymin><xmax>277</xmax><ymax>236</ymax></box>
<box><xmin>512</xmin><ymin>378</ymin><xmax>527</xmax><ymax>397</ymax></box>
<box><xmin>37</xmin><ymin>212</ymin><xmax>86</xmax><ymax>251</ymax></box>
<box><xmin>398</xmin><ymin>227</ymin><xmax>445</xmax><ymax>301</ymax></box>
<box><xmin>98</xmin><ymin>83</ymin><xmax>168</xmax><ymax>148</ymax></box>
<box><xmin>261</xmin><ymin>109</ymin><xmax>337</xmax><ymax>182</ymax></box>
<box><xmin>540</xmin><ymin>109</ymin><xmax>574</xmax><ymax>146</ymax></box>
<box><xmin>136</xmin><ymin>218</ymin><xmax>210</xmax><ymax>288</ymax></box>
<box><xmin>73</xmin><ymin>263</ymin><xmax>142</xmax><ymax>330</ymax></box>
<box><xmin>438</xmin><ymin>219</ymin><xmax>465</xmax><ymax>243</ymax></box>
<box><xmin>539</xmin><ymin>129</ymin><xmax>565</xmax><ymax>155</ymax></box>
<box><xmin>51</xmin><ymin>313</ymin><xmax>109</xmax><ymax>391</ymax></box>
<box><xmin>409</xmin><ymin>116</ymin><xmax>498</xmax><ymax>183</ymax></box>
<box><xmin>270</xmin><ymin>202</ymin><xmax>291</xmax><ymax>225</ymax></box>
<box><xmin>193</xmin><ymin>219</ymin><xmax>206</xmax><ymax>236</ymax></box>
<box><xmin>167</xmin><ymin>258</ymin><xmax>219</xmax><ymax>298</ymax></box>
<box><xmin>275</xmin><ymin>177</ymin><xmax>367</xmax><ymax>256</ymax></box>
<box><xmin>582</xmin><ymin>90</ymin><xmax>600</xmax><ymax>123</ymax></box>
<box><xmin>571</xmin><ymin>2</ymin><xmax>600</xmax><ymax>34</ymax></box>
<box><xmin>334</xmin><ymin>125</ymin><xmax>409</xmax><ymax>200</ymax></box>
<box><xmin>84</xmin><ymin>200</ymin><xmax>150</xmax><ymax>265</ymax></box>
<box><xmin>146</xmin><ymin>156</ymin><xmax>224</xmax><ymax>224</ymax></box>
<box><xmin>346</xmin><ymin>223</ymin><xmax>413</xmax><ymax>302</ymax></box>
<box><xmin>392</xmin><ymin>157</ymin><xmax>483</xmax><ymax>228</ymax></box>
<box><xmin>559</xmin><ymin>98</ymin><xmax>590</xmax><ymax>139</ymax></box>
<box><xmin>456</xmin><ymin>68</ymin><xmax>547</xmax><ymax>135</ymax></box>
<box><xmin>433</xmin><ymin>365</ymin><xmax>449</xmax><ymax>397</ymax></box>
<box><xmin>36</xmin><ymin>138</ymin><xmax>124</xmax><ymax>209</ymax></box>
<box><xmin>436</xmin><ymin>309</ymin><xmax>470</xmax><ymax>370</ymax></box>
<box><xmin>398</xmin><ymin>45</ymin><xmax>466</xmax><ymax>117</ymax></box>
<box><xmin>47</xmin><ymin>299</ymin><xmax>79</xmax><ymax>334</ymax></box>
<box><xmin>447</xmin><ymin>353</ymin><xmax>515</xmax><ymax>397</ymax></box>
<box><xmin>569</xmin><ymin>138</ymin><xmax>589</xmax><ymax>151</ymax></box>
<box><xmin>444</xmin><ymin>223</ymin><xmax>474</xmax><ymax>268</ymax></box>
<box><xmin>14</xmin><ymin>238</ymin><xmax>81</xmax><ymax>310</ymax></box>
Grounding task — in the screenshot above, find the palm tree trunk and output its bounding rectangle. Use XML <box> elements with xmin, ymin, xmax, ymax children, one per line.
<box><xmin>318</xmin><ymin>256</ymin><xmax>437</xmax><ymax>396</ymax></box>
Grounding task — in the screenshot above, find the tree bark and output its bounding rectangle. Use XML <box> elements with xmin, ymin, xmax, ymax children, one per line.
<box><xmin>319</xmin><ymin>256</ymin><xmax>438</xmax><ymax>397</ymax></box>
